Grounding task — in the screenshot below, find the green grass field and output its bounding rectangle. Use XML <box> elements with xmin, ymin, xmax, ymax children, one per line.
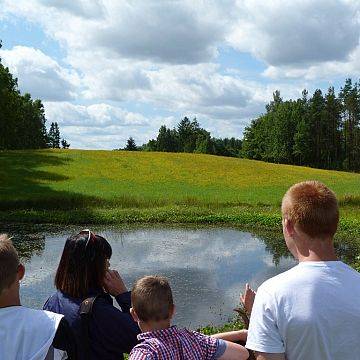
<box><xmin>1</xmin><ymin>149</ymin><xmax>360</xmax><ymax>234</ymax></box>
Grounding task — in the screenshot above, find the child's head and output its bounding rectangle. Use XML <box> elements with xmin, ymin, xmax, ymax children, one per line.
<box><xmin>0</xmin><ymin>234</ymin><xmax>24</xmax><ymax>298</ymax></box>
<box><xmin>131</xmin><ymin>275</ymin><xmax>174</xmax><ymax>326</ymax></box>
<box><xmin>55</xmin><ymin>230</ymin><xmax>112</xmax><ymax>298</ymax></box>
<box><xmin>281</xmin><ymin>181</ymin><xmax>339</xmax><ymax>242</ymax></box>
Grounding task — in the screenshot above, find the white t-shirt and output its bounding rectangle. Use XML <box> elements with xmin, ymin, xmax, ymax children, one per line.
<box><xmin>246</xmin><ymin>261</ymin><xmax>360</xmax><ymax>360</ymax></box>
<box><xmin>0</xmin><ymin>306</ymin><xmax>64</xmax><ymax>360</ymax></box>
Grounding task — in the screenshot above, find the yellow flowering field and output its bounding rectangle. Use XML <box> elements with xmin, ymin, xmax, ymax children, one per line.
<box><xmin>1</xmin><ymin>149</ymin><xmax>360</xmax><ymax>211</ymax></box>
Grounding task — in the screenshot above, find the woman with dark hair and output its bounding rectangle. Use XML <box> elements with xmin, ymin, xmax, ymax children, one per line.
<box><xmin>44</xmin><ymin>229</ymin><xmax>139</xmax><ymax>360</ymax></box>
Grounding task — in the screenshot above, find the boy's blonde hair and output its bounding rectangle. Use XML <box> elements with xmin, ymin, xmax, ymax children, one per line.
<box><xmin>131</xmin><ymin>275</ymin><xmax>174</xmax><ymax>322</ymax></box>
<box><xmin>0</xmin><ymin>234</ymin><xmax>19</xmax><ymax>295</ymax></box>
<box><xmin>281</xmin><ymin>181</ymin><xmax>339</xmax><ymax>239</ymax></box>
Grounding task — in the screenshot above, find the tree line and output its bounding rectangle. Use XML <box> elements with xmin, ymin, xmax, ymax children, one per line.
<box><xmin>241</xmin><ymin>79</ymin><xmax>360</xmax><ymax>171</ymax></box>
<box><xmin>124</xmin><ymin>117</ymin><xmax>242</xmax><ymax>158</ymax></box>
<box><xmin>0</xmin><ymin>41</ymin><xmax>69</xmax><ymax>150</ymax></box>
<box><xmin>124</xmin><ymin>78</ymin><xmax>360</xmax><ymax>172</ymax></box>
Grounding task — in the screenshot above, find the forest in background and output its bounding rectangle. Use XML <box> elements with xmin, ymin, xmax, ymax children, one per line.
<box><xmin>123</xmin><ymin>78</ymin><xmax>360</xmax><ymax>172</ymax></box>
<box><xmin>0</xmin><ymin>41</ymin><xmax>68</xmax><ymax>150</ymax></box>
<box><xmin>135</xmin><ymin>117</ymin><xmax>243</xmax><ymax>158</ymax></box>
<box><xmin>241</xmin><ymin>80</ymin><xmax>360</xmax><ymax>171</ymax></box>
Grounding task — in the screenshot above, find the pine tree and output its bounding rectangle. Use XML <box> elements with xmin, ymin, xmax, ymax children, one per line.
<box><xmin>339</xmin><ymin>79</ymin><xmax>360</xmax><ymax>170</ymax></box>
<box><xmin>125</xmin><ymin>137</ymin><xmax>137</xmax><ymax>151</ymax></box>
<box><xmin>53</xmin><ymin>122</ymin><xmax>60</xmax><ymax>148</ymax></box>
<box><xmin>308</xmin><ymin>89</ymin><xmax>325</xmax><ymax>167</ymax></box>
<box><xmin>48</xmin><ymin>122</ymin><xmax>55</xmax><ymax>148</ymax></box>
<box><xmin>324</xmin><ymin>87</ymin><xmax>342</xmax><ymax>169</ymax></box>
<box><xmin>292</xmin><ymin>92</ymin><xmax>308</xmax><ymax>164</ymax></box>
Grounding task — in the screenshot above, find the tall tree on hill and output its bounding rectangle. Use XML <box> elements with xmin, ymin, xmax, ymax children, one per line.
<box><xmin>156</xmin><ymin>125</ymin><xmax>178</xmax><ymax>152</ymax></box>
<box><xmin>125</xmin><ymin>137</ymin><xmax>137</xmax><ymax>151</ymax></box>
<box><xmin>271</xmin><ymin>100</ymin><xmax>299</xmax><ymax>164</ymax></box>
<box><xmin>266</xmin><ymin>90</ymin><xmax>282</xmax><ymax>113</ymax></box>
<box><xmin>241</xmin><ymin>116</ymin><xmax>268</xmax><ymax>160</ymax></box>
<box><xmin>293</xmin><ymin>91</ymin><xmax>311</xmax><ymax>165</ymax></box>
<box><xmin>177</xmin><ymin>117</ymin><xmax>202</xmax><ymax>152</ymax></box>
<box><xmin>339</xmin><ymin>79</ymin><xmax>360</xmax><ymax>170</ymax></box>
<box><xmin>48</xmin><ymin>122</ymin><xmax>61</xmax><ymax>148</ymax></box>
<box><xmin>308</xmin><ymin>89</ymin><xmax>326</xmax><ymax>167</ymax></box>
<box><xmin>324</xmin><ymin>86</ymin><xmax>342</xmax><ymax>169</ymax></box>
<box><xmin>48</xmin><ymin>123</ymin><xmax>55</xmax><ymax>148</ymax></box>
<box><xmin>54</xmin><ymin>122</ymin><xmax>61</xmax><ymax>148</ymax></box>
<box><xmin>195</xmin><ymin>130</ymin><xmax>215</xmax><ymax>154</ymax></box>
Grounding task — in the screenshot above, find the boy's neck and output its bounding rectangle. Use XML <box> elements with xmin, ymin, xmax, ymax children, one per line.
<box><xmin>0</xmin><ymin>287</ymin><xmax>21</xmax><ymax>308</ymax></box>
<box><xmin>297</xmin><ymin>236</ymin><xmax>338</xmax><ymax>262</ymax></box>
<box><xmin>140</xmin><ymin>319</ymin><xmax>172</xmax><ymax>333</ymax></box>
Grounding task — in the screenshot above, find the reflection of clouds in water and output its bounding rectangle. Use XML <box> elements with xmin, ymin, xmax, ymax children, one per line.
<box><xmin>20</xmin><ymin>232</ymin><xmax>66</xmax><ymax>288</ymax></box>
<box><xmin>105</xmin><ymin>229</ymin><xmax>266</xmax><ymax>273</ymax></box>
<box><xmin>19</xmin><ymin>227</ymin><xmax>297</xmax><ymax>328</ymax></box>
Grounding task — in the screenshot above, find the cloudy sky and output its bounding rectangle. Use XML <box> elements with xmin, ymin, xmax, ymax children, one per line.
<box><xmin>1</xmin><ymin>0</ymin><xmax>360</xmax><ymax>149</ymax></box>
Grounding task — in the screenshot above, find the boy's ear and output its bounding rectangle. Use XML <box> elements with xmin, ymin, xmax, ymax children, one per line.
<box><xmin>17</xmin><ymin>264</ymin><xmax>25</xmax><ymax>281</ymax></box>
<box><xmin>284</xmin><ymin>218</ymin><xmax>295</xmax><ymax>237</ymax></box>
<box><xmin>130</xmin><ymin>307</ymin><xmax>139</xmax><ymax>322</ymax></box>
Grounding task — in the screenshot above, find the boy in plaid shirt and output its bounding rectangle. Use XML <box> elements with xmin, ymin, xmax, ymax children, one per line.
<box><xmin>129</xmin><ymin>275</ymin><xmax>249</xmax><ymax>360</ymax></box>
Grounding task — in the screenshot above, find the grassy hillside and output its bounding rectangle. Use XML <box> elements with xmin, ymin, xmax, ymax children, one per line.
<box><xmin>1</xmin><ymin>149</ymin><xmax>360</xmax><ymax>232</ymax></box>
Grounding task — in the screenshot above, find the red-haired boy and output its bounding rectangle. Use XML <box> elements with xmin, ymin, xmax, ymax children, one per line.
<box><xmin>246</xmin><ymin>181</ymin><xmax>360</xmax><ymax>360</ymax></box>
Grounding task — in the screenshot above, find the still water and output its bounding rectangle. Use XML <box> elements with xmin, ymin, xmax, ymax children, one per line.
<box><xmin>5</xmin><ymin>225</ymin><xmax>296</xmax><ymax>328</ymax></box>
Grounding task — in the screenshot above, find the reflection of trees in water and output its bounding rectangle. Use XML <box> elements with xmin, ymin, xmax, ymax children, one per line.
<box><xmin>13</xmin><ymin>236</ymin><xmax>45</xmax><ymax>261</ymax></box>
<box><xmin>333</xmin><ymin>235</ymin><xmax>360</xmax><ymax>264</ymax></box>
<box><xmin>1</xmin><ymin>225</ymin><xmax>46</xmax><ymax>261</ymax></box>
<box><xmin>252</xmin><ymin>230</ymin><xmax>291</xmax><ymax>266</ymax></box>
<box><xmin>254</xmin><ymin>229</ymin><xmax>360</xmax><ymax>266</ymax></box>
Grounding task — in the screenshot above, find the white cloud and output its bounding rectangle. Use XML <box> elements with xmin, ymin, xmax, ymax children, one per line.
<box><xmin>2</xmin><ymin>0</ymin><xmax>230</xmax><ymax>64</ymax></box>
<box><xmin>0</xmin><ymin>46</ymin><xmax>78</xmax><ymax>101</ymax></box>
<box><xmin>43</xmin><ymin>101</ymin><xmax>162</xmax><ymax>149</ymax></box>
<box><xmin>44</xmin><ymin>102</ymin><xmax>149</xmax><ymax>127</ymax></box>
<box><xmin>74</xmin><ymin>54</ymin><xmax>152</xmax><ymax>101</ymax></box>
<box><xmin>263</xmin><ymin>46</ymin><xmax>360</xmax><ymax>80</ymax></box>
<box><xmin>67</xmin><ymin>52</ymin><xmax>270</xmax><ymax>122</ymax></box>
<box><xmin>39</xmin><ymin>0</ymin><xmax>105</xmax><ymax>19</ymax></box>
<box><xmin>227</xmin><ymin>0</ymin><xmax>360</xmax><ymax>80</ymax></box>
<box><xmin>143</xmin><ymin>64</ymin><xmax>260</xmax><ymax>119</ymax></box>
<box><xmin>228</xmin><ymin>0</ymin><xmax>360</xmax><ymax>66</ymax></box>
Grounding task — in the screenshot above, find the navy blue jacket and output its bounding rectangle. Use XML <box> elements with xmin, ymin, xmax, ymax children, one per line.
<box><xmin>44</xmin><ymin>290</ymin><xmax>140</xmax><ymax>360</ymax></box>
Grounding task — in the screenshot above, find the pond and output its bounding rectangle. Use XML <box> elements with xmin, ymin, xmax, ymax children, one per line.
<box><xmin>4</xmin><ymin>225</ymin><xmax>297</xmax><ymax>328</ymax></box>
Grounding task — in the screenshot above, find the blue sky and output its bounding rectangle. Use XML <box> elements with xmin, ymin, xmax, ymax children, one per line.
<box><xmin>1</xmin><ymin>0</ymin><xmax>359</xmax><ymax>149</ymax></box>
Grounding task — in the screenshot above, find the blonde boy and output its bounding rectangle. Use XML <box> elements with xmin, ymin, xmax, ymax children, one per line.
<box><xmin>0</xmin><ymin>234</ymin><xmax>76</xmax><ymax>359</ymax></box>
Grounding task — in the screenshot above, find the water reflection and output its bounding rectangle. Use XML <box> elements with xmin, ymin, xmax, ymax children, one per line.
<box><xmin>3</xmin><ymin>225</ymin><xmax>297</xmax><ymax>328</ymax></box>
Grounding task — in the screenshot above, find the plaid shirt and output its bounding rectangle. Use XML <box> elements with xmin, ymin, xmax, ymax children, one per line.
<box><xmin>129</xmin><ymin>326</ymin><xmax>221</xmax><ymax>360</ymax></box>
